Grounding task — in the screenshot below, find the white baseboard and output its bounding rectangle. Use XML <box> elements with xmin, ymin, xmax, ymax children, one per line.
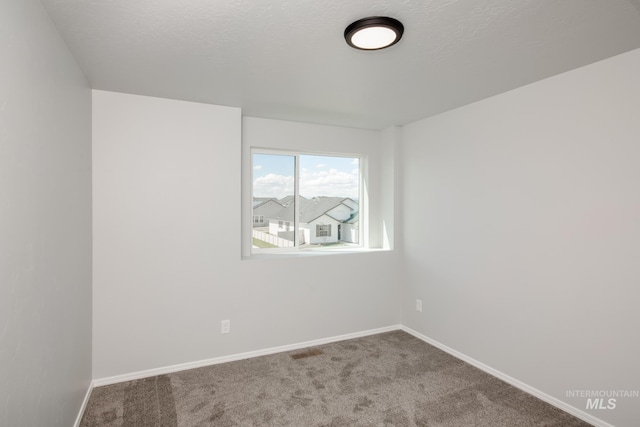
<box><xmin>73</xmin><ymin>381</ymin><xmax>94</xmax><ymax>427</ymax></box>
<box><xmin>92</xmin><ymin>325</ymin><xmax>402</xmax><ymax>387</ymax></box>
<box><xmin>399</xmin><ymin>325</ymin><xmax>613</xmax><ymax>427</ymax></box>
<box><xmin>89</xmin><ymin>324</ymin><xmax>613</xmax><ymax>427</ymax></box>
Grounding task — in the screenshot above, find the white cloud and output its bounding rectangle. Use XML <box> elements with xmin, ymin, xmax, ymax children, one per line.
<box><xmin>253</xmin><ymin>173</ymin><xmax>294</xmax><ymax>198</ymax></box>
<box><xmin>253</xmin><ymin>165</ymin><xmax>263</xmax><ymax>170</ymax></box>
<box><xmin>316</xmin><ymin>163</ymin><xmax>327</xmax><ymax>168</ymax></box>
<box><xmin>254</xmin><ymin>165</ymin><xmax>360</xmax><ymax>200</ymax></box>
<box><xmin>299</xmin><ymin>167</ymin><xmax>359</xmax><ymax>199</ymax></box>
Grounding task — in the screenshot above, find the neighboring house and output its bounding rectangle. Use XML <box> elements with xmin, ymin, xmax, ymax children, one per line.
<box><xmin>341</xmin><ymin>212</ymin><xmax>359</xmax><ymax>244</ymax></box>
<box><xmin>267</xmin><ymin>198</ymin><xmax>296</xmax><ymax>242</ymax></box>
<box><xmin>340</xmin><ymin>198</ymin><xmax>359</xmax><ymax>212</ymax></box>
<box><xmin>252</xmin><ymin>198</ymin><xmax>284</xmax><ymax>227</ymax></box>
<box><xmin>277</xmin><ymin>195</ymin><xmax>296</xmax><ymax>207</ymax></box>
<box><xmin>267</xmin><ymin>196</ymin><xmax>359</xmax><ymax>245</ymax></box>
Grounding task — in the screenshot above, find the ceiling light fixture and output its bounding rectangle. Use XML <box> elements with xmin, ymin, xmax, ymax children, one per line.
<box><xmin>344</xmin><ymin>16</ymin><xmax>404</xmax><ymax>50</ymax></box>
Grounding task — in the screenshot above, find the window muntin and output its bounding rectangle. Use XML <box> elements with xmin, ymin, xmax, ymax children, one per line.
<box><xmin>251</xmin><ymin>151</ymin><xmax>360</xmax><ymax>252</ymax></box>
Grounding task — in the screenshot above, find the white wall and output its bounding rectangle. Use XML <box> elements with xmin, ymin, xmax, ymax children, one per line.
<box><xmin>0</xmin><ymin>1</ymin><xmax>92</xmax><ymax>426</ymax></box>
<box><xmin>93</xmin><ymin>92</ymin><xmax>400</xmax><ymax>379</ymax></box>
<box><xmin>401</xmin><ymin>48</ymin><xmax>640</xmax><ymax>426</ymax></box>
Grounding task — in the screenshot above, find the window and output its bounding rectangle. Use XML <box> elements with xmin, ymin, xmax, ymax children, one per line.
<box><xmin>251</xmin><ymin>151</ymin><xmax>361</xmax><ymax>252</ymax></box>
<box><xmin>316</xmin><ymin>224</ymin><xmax>331</xmax><ymax>237</ymax></box>
<box><xmin>253</xmin><ymin>215</ymin><xmax>264</xmax><ymax>224</ymax></box>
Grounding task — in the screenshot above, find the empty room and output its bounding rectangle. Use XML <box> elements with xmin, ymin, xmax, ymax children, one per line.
<box><xmin>1</xmin><ymin>0</ymin><xmax>639</xmax><ymax>426</ymax></box>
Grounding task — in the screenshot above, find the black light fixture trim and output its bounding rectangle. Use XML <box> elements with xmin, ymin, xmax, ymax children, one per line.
<box><xmin>344</xmin><ymin>16</ymin><xmax>404</xmax><ymax>50</ymax></box>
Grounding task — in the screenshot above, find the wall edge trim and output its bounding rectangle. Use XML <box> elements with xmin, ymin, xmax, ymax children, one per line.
<box><xmin>92</xmin><ymin>325</ymin><xmax>402</xmax><ymax>387</ymax></box>
<box><xmin>399</xmin><ymin>325</ymin><xmax>614</xmax><ymax>427</ymax></box>
<box><xmin>73</xmin><ymin>381</ymin><xmax>94</xmax><ymax>427</ymax></box>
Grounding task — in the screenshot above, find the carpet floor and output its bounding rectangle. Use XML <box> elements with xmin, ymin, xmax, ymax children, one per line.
<box><xmin>80</xmin><ymin>330</ymin><xmax>592</xmax><ymax>426</ymax></box>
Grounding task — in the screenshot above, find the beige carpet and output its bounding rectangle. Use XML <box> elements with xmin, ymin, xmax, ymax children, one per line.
<box><xmin>80</xmin><ymin>330</ymin><xmax>592</xmax><ymax>426</ymax></box>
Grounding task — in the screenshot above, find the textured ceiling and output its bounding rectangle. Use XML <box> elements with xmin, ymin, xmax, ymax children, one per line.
<box><xmin>41</xmin><ymin>0</ymin><xmax>640</xmax><ymax>129</ymax></box>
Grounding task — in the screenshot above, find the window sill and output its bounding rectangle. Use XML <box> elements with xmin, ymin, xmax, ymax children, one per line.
<box><xmin>242</xmin><ymin>246</ymin><xmax>392</xmax><ymax>261</ymax></box>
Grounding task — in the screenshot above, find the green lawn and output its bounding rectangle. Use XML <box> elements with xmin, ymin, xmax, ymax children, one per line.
<box><xmin>252</xmin><ymin>238</ymin><xmax>278</xmax><ymax>248</ymax></box>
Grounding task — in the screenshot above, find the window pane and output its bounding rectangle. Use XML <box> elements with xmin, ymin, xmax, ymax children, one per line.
<box><xmin>299</xmin><ymin>155</ymin><xmax>359</xmax><ymax>248</ymax></box>
<box><xmin>252</xmin><ymin>154</ymin><xmax>295</xmax><ymax>249</ymax></box>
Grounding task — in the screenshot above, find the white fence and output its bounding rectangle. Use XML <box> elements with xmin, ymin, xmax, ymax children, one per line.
<box><xmin>252</xmin><ymin>229</ymin><xmax>294</xmax><ymax>248</ymax></box>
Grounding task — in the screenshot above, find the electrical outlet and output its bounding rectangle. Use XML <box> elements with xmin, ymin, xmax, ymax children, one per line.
<box><xmin>221</xmin><ymin>319</ymin><xmax>230</xmax><ymax>334</ymax></box>
<box><xmin>416</xmin><ymin>299</ymin><xmax>422</xmax><ymax>312</ymax></box>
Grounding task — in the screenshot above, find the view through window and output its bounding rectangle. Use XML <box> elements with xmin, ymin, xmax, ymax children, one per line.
<box><xmin>252</xmin><ymin>152</ymin><xmax>360</xmax><ymax>250</ymax></box>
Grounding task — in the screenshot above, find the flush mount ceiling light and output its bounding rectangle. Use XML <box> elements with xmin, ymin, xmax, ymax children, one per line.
<box><xmin>344</xmin><ymin>16</ymin><xmax>404</xmax><ymax>50</ymax></box>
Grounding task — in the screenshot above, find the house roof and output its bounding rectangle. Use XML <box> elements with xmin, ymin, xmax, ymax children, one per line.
<box><xmin>271</xmin><ymin>197</ymin><xmax>357</xmax><ymax>224</ymax></box>
<box><xmin>277</xmin><ymin>195</ymin><xmax>297</xmax><ymax>207</ymax></box>
<box><xmin>252</xmin><ymin>198</ymin><xmax>282</xmax><ymax>209</ymax></box>
<box><xmin>300</xmin><ymin>197</ymin><xmax>352</xmax><ymax>223</ymax></box>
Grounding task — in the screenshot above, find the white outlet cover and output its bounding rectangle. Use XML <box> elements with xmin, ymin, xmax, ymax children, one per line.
<box><xmin>221</xmin><ymin>320</ymin><xmax>230</xmax><ymax>334</ymax></box>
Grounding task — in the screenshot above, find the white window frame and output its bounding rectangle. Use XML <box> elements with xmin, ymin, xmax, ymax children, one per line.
<box><xmin>249</xmin><ymin>148</ymin><xmax>365</xmax><ymax>254</ymax></box>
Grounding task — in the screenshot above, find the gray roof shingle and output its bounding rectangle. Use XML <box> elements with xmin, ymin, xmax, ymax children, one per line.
<box><xmin>272</xmin><ymin>196</ymin><xmax>357</xmax><ymax>223</ymax></box>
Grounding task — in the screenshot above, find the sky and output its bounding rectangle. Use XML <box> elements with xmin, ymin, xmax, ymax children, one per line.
<box><xmin>253</xmin><ymin>154</ymin><xmax>360</xmax><ymax>199</ymax></box>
